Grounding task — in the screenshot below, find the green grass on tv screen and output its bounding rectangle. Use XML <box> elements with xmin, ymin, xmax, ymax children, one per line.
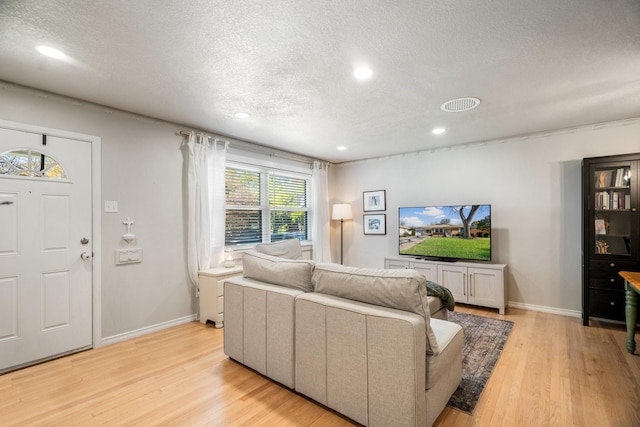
<box><xmin>401</xmin><ymin>237</ymin><xmax>490</xmax><ymax>260</ymax></box>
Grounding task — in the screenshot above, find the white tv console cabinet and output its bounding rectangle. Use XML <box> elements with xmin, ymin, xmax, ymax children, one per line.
<box><xmin>384</xmin><ymin>256</ymin><xmax>508</xmax><ymax>314</ymax></box>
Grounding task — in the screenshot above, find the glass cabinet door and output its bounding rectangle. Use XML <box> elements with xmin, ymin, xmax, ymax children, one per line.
<box><xmin>592</xmin><ymin>164</ymin><xmax>632</xmax><ymax>256</ymax></box>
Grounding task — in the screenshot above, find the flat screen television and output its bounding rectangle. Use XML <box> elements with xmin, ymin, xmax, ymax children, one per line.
<box><xmin>398</xmin><ymin>204</ymin><xmax>491</xmax><ymax>262</ymax></box>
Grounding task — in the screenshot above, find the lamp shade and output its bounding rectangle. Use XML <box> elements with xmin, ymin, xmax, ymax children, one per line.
<box><xmin>332</xmin><ymin>203</ymin><xmax>353</xmax><ymax>220</ymax></box>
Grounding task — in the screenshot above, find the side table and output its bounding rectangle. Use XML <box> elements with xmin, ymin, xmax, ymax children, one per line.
<box><xmin>198</xmin><ymin>266</ymin><xmax>243</xmax><ymax>328</ymax></box>
<box><xmin>619</xmin><ymin>271</ymin><xmax>640</xmax><ymax>354</ymax></box>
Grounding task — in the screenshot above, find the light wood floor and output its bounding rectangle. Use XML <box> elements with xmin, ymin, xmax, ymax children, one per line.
<box><xmin>1</xmin><ymin>306</ymin><xmax>639</xmax><ymax>426</ymax></box>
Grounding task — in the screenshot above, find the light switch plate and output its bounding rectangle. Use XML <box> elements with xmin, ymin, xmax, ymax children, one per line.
<box><xmin>104</xmin><ymin>200</ymin><xmax>118</xmax><ymax>213</ymax></box>
<box><xmin>115</xmin><ymin>248</ymin><xmax>142</xmax><ymax>264</ymax></box>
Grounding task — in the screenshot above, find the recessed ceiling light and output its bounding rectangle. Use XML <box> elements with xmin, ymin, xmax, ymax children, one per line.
<box><xmin>432</xmin><ymin>127</ymin><xmax>446</xmax><ymax>135</ymax></box>
<box><xmin>353</xmin><ymin>67</ymin><xmax>373</xmax><ymax>81</ymax></box>
<box><xmin>36</xmin><ymin>45</ymin><xmax>66</xmax><ymax>59</ymax></box>
<box><xmin>234</xmin><ymin>112</ymin><xmax>250</xmax><ymax>119</ymax></box>
<box><xmin>337</xmin><ymin>146</ymin><xmax>347</xmax><ymax>151</ymax></box>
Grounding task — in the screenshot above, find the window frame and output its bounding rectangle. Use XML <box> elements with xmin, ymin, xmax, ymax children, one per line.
<box><xmin>0</xmin><ymin>148</ymin><xmax>69</xmax><ymax>180</ymax></box>
<box><xmin>225</xmin><ymin>158</ymin><xmax>312</xmax><ymax>249</ymax></box>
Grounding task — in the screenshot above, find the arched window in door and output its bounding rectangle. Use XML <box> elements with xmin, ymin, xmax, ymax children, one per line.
<box><xmin>0</xmin><ymin>149</ymin><xmax>67</xmax><ymax>179</ymax></box>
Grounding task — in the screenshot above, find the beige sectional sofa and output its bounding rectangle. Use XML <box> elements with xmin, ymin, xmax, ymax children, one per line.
<box><xmin>223</xmin><ymin>247</ymin><xmax>463</xmax><ymax>427</ymax></box>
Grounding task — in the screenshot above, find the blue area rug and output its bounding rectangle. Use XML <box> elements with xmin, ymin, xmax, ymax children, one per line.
<box><xmin>446</xmin><ymin>311</ymin><xmax>513</xmax><ymax>414</ymax></box>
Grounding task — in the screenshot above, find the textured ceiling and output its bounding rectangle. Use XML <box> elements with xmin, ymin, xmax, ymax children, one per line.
<box><xmin>1</xmin><ymin>0</ymin><xmax>639</xmax><ymax>163</ymax></box>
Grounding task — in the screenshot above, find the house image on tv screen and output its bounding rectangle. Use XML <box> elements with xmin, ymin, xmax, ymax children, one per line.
<box><xmin>398</xmin><ymin>204</ymin><xmax>492</xmax><ymax>261</ymax></box>
<box><xmin>414</xmin><ymin>224</ymin><xmax>462</xmax><ymax>237</ymax></box>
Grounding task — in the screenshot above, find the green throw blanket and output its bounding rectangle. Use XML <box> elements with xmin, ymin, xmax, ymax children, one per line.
<box><xmin>425</xmin><ymin>280</ymin><xmax>455</xmax><ymax>311</ymax></box>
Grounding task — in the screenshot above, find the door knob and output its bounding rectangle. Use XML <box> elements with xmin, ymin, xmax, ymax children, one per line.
<box><xmin>80</xmin><ymin>252</ymin><xmax>92</xmax><ymax>260</ymax></box>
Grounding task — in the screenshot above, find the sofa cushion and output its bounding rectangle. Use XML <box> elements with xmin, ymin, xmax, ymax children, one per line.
<box><xmin>242</xmin><ymin>250</ymin><xmax>314</xmax><ymax>292</ymax></box>
<box><xmin>427</xmin><ymin>296</ymin><xmax>446</xmax><ymax>320</ymax></box>
<box><xmin>312</xmin><ymin>263</ymin><xmax>440</xmax><ymax>354</ymax></box>
<box><xmin>255</xmin><ymin>238</ymin><xmax>303</xmax><ymax>260</ymax></box>
<box><xmin>425</xmin><ymin>318</ymin><xmax>464</xmax><ymax>390</ymax></box>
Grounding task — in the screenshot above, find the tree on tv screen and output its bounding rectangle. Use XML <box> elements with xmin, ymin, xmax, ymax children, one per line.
<box><xmin>456</xmin><ymin>205</ymin><xmax>479</xmax><ymax>239</ymax></box>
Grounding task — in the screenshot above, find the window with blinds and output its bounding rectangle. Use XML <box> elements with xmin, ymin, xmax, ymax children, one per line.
<box><xmin>225</xmin><ymin>164</ymin><xmax>310</xmax><ymax>247</ymax></box>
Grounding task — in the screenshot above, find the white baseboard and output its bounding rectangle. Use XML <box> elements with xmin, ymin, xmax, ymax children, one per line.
<box><xmin>508</xmin><ymin>301</ymin><xmax>581</xmax><ymax>318</ymax></box>
<box><xmin>100</xmin><ymin>314</ymin><xmax>197</xmax><ymax>347</ymax></box>
<box><xmin>99</xmin><ymin>302</ymin><xmax>580</xmax><ymax>346</ymax></box>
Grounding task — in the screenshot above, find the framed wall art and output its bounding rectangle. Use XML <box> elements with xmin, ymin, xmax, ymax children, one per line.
<box><xmin>363</xmin><ymin>214</ymin><xmax>386</xmax><ymax>235</ymax></box>
<box><xmin>363</xmin><ymin>190</ymin><xmax>386</xmax><ymax>212</ymax></box>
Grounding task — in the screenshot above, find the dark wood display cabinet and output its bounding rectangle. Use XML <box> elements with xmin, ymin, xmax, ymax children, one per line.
<box><xmin>582</xmin><ymin>153</ymin><xmax>640</xmax><ymax>325</ymax></box>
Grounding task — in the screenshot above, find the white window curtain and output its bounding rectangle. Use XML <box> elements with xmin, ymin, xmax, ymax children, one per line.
<box><xmin>208</xmin><ymin>140</ymin><xmax>228</xmax><ymax>268</ymax></box>
<box><xmin>184</xmin><ymin>132</ymin><xmax>228</xmax><ymax>288</ymax></box>
<box><xmin>311</xmin><ymin>161</ymin><xmax>331</xmax><ymax>262</ymax></box>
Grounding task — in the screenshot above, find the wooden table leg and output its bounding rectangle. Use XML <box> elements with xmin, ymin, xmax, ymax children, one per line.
<box><xmin>625</xmin><ymin>282</ymin><xmax>637</xmax><ymax>354</ymax></box>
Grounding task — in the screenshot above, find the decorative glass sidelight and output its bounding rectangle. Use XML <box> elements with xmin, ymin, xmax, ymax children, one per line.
<box><xmin>0</xmin><ymin>149</ymin><xmax>67</xmax><ymax>179</ymax></box>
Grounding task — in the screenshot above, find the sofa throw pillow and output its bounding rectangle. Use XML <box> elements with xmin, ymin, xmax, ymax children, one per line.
<box><xmin>242</xmin><ymin>250</ymin><xmax>314</xmax><ymax>292</ymax></box>
<box><xmin>255</xmin><ymin>238</ymin><xmax>303</xmax><ymax>260</ymax></box>
<box><xmin>312</xmin><ymin>263</ymin><xmax>440</xmax><ymax>354</ymax></box>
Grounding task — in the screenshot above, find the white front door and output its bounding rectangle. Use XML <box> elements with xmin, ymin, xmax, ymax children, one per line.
<box><xmin>0</xmin><ymin>127</ymin><xmax>93</xmax><ymax>372</ymax></box>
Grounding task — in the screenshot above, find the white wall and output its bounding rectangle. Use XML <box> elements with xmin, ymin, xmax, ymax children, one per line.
<box><xmin>3</xmin><ymin>80</ymin><xmax>638</xmax><ymax>324</ymax></box>
<box><xmin>330</xmin><ymin>119</ymin><xmax>640</xmax><ymax>314</ymax></box>
<box><xmin>0</xmin><ymin>83</ymin><xmax>194</xmax><ymax>339</ymax></box>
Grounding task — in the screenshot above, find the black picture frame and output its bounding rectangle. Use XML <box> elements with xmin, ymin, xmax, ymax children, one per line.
<box><xmin>363</xmin><ymin>190</ymin><xmax>386</xmax><ymax>212</ymax></box>
<box><xmin>363</xmin><ymin>214</ymin><xmax>386</xmax><ymax>235</ymax></box>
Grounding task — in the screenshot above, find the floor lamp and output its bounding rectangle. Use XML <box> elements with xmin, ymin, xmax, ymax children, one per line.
<box><xmin>332</xmin><ymin>203</ymin><xmax>352</xmax><ymax>265</ymax></box>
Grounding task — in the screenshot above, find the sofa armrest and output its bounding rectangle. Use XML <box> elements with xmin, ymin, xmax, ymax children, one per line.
<box><xmin>295</xmin><ymin>293</ymin><xmax>427</xmax><ymax>427</ymax></box>
<box><xmin>224</xmin><ymin>276</ymin><xmax>304</xmax><ymax>389</ymax></box>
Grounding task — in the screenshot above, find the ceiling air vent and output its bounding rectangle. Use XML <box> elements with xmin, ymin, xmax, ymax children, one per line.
<box><xmin>440</xmin><ymin>97</ymin><xmax>481</xmax><ymax>113</ymax></box>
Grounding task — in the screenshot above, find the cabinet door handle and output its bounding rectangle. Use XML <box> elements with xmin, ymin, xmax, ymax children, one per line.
<box><xmin>469</xmin><ymin>273</ymin><xmax>473</xmax><ymax>297</ymax></box>
<box><xmin>463</xmin><ymin>273</ymin><xmax>466</xmax><ymax>296</ymax></box>
<box><xmin>610</xmin><ymin>278</ymin><xmax>615</xmax><ymax>283</ymax></box>
<box><xmin>610</xmin><ymin>263</ymin><xmax>615</xmax><ymax>268</ymax></box>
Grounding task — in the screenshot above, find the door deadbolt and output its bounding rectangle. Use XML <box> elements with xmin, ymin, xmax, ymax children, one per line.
<box><xmin>81</xmin><ymin>237</ymin><xmax>89</xmax><ymax>245</ymax></box>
